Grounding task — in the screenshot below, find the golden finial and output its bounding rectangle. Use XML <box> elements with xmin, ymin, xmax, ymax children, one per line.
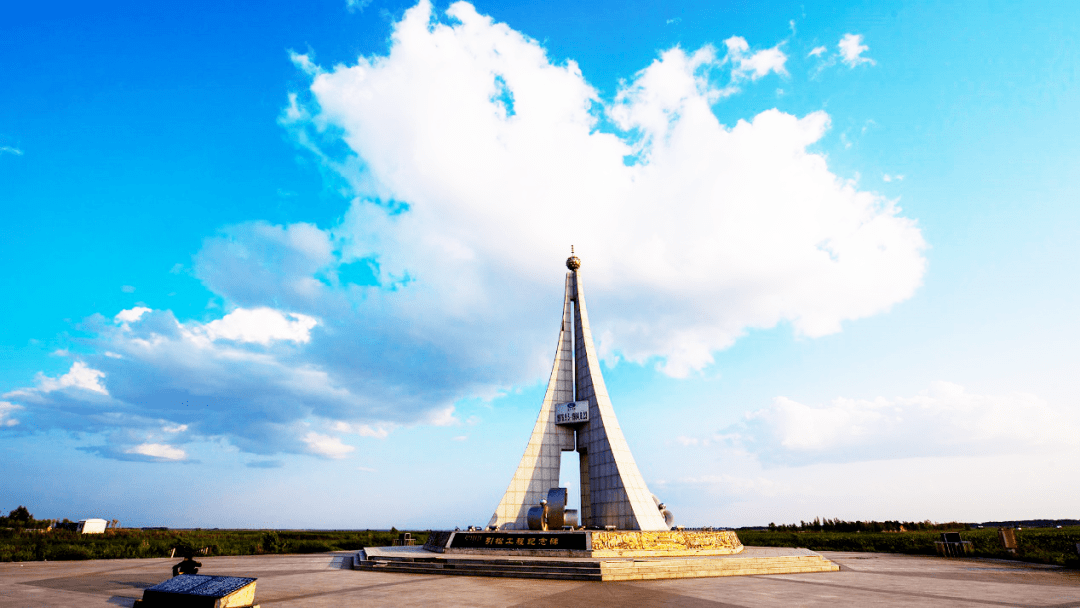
<box><xmin>566</xmin><ymin>245</ymin><xmax>581</xmax><ymax>270</ymax></box>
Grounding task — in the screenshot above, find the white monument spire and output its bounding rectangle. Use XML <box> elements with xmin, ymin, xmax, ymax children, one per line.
<box><xmin>488</xmin><ymin>251</ymin><xmax>668</xmax><ymax>530</ymax></box>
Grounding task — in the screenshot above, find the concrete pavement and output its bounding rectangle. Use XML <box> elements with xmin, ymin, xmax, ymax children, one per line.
<box><xmin>1</xmin><ymin>550</ymin><xmax>1078</xmax><ymax>607</ymax></box>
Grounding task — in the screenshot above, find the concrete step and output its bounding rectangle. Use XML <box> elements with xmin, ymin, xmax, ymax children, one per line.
<box><xmin>355</xmin><ymin>558</ymin><xmax>603</xmax><ymax>580</ymax></box>
<box><xmin>352</xmin><ymin>549</ymin><xmax>841</xmax><ymax>581</ymax></box>
<box><xmin>357</xmin><ymin>558</ymin><xmax>603</xmax><ymax>575</ymax></box>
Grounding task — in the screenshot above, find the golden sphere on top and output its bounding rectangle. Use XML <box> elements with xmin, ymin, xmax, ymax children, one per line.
<box><xmin>566</xmin><ymin>246</ymin><xmax>581</xmax><ymax>270</ymax></box>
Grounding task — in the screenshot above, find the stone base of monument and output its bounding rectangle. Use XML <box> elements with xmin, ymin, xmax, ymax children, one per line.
<box><xmin>354</xmin><ymin>531</ymin><xmax>839</xmax><ymax>581</ymax></box>
<box><xmin>133</xmin><ymin>574</ymin><xmax>258</xmax><ymax>608</ymax></box>
<box><xmin>424</xmin><ymin>530</ymin><xmax>746</xmax><ymax>558</ymax></box>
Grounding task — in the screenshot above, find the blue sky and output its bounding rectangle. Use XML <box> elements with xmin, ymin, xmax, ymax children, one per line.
<box><xmin>2</xmin><ymin>0</ymin><xmax>1078</xmax><ymax>529</ymax></box>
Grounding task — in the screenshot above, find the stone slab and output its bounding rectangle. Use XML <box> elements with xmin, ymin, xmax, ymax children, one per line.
<box><xmin>359</xmin><ymin>545</ymin><xmax>839</xmax><ymax>581</ymax></box>
<box><xmin>133</xmin><ymin>574</ymin><xmax>257</xmax><ymax>608</ymax></box>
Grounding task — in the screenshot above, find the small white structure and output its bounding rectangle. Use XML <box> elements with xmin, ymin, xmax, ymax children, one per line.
<box><xmin>76</xmin><ymin>519</ymin><xmax>108</xmax><ymax>534</ymax></box>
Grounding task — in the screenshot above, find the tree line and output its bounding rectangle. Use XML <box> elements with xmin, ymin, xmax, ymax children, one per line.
<box><xmin>0</xmin><ymin>506</ymin><xmax>119</xmax><ymax>530</ymax></box>
<box><xmin>764</xmin><ymin>517</ymin><xmax>968</xmax><ymax>533</ymax></box>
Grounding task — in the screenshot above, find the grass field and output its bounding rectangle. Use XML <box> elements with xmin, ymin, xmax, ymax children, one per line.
<box><xmin>738</xmin><ymin>527</ymin><xmax>1080</xmax><ymax>568</ymax></box>
<box><xmin>3</xmin><ymin>526</ymin><xmax>1078</xmax><ymax>568</ymax></box>
<box><xmin>0</xmin><ymin>528</ymin><xmax>429</xmax><ymax>562</ymax></box>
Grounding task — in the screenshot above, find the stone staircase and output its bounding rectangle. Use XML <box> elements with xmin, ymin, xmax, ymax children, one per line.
<box><xmin>353</xmin><ymin>549</ymin><xmax>603</xmax><ymax>580</ymax></box>
<box><xmin>353</xmin><ymin>546</ymin><xmax>839</xmax><ymax>581</ymax></box>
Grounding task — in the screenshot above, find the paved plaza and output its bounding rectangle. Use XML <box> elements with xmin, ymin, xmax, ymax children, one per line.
<box><xmin>1</xmin><ymin>550</ymin><xmax>1078</xmax><ymax>607</ymax></box>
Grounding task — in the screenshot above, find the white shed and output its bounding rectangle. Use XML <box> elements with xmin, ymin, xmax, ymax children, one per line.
<box><xmin>77</xmin><ymin>519</ymin><xmax>108</xmax><ymax>534</ymax></box>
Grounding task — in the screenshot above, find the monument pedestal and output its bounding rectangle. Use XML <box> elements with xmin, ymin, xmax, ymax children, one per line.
<box><xmin>423</xmin><ymin>529</ymin><xmax>744</xmax><ymax>558</ymax></box>
<box><xmin>356</xmin><ymin>543</ymin><xmax>839</xmax><ymax>581</ymax></box>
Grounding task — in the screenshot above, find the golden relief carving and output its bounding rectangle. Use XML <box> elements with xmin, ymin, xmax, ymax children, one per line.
<box><xmin>591</xmin><ymin>530</ymin><xmax>743</xmax><ymax>554</ymax></box>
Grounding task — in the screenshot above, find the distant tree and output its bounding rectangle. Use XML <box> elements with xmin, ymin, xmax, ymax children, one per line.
<box><xmin>9</xmin><ymin>506</ymin><xmax>31</xmax><ymax>522</ymax></box>
<box><xmin>111</xmin><ymin>519</ymin><xmax>119</xmax><ymax>529</ymax></box>
<box><xmin>260</xmin><ymin>531</ymin><xmax>285</xmax><ymax>554</ymax></box>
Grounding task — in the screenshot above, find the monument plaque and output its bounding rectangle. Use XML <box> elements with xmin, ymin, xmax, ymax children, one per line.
<box><xmin>134</xmin><ymin>574</ymin><xmax>257</xmax><ymax>608</ymax></box>
<box><xmin>449</xmin><ymin>531</ymin><xmax>588</xmax><ymax>551</ymax></box>
<box><xmin>554</xmin><ymin>400</ymin><xmax>589</xmax><ymax>425</ymax></box>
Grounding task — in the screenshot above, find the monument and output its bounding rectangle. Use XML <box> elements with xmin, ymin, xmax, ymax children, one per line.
<box><xmin>487</xmin><ymin>248</ymin><xmax>671</xmax><ymax>532</ymax></box>
<box><xmin>355</xmin><ymin>251</ymin><xmax>840</xmax><ymax>579</ymax></box>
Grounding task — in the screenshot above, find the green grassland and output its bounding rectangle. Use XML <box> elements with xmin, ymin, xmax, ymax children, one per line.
<box><xmin>0</xmin><ymin>528</ymin><xmax>430</xmax><ymax>562</ymax></box>
<box><xmin>3</xmin><ymin>526</ymin><xmax>1078</xmax><ymax>568</ymax></box>
<box><xmin>738</xmin><ymin>527</ymin><xmax>1080</xmax><ymax>568</ymax></box>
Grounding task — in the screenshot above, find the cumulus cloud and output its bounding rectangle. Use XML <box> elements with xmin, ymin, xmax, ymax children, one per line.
<box><xmin>723</xmin><ymin>382</ymin><xmax>1080</xmax><ymax>465</ymax></box>
<box><xmin>30</xmin><ymin>361</ymin><xmax>109</xmax><ymax>395</ymax></box>
<box><xmin>808</xmin><ymin>46</ymin><xmax>827</xmax><ymax>58</ymax></box>
<box><xmin>838</xmin><ymin>33</ymin><xmax>874</xmax><ymax>67</ymax></box>
<box><xmin>201</xmin><ymin>308</ymin><xmax>317</xmax><ymax>345</ymax></box>
<box><xmin>290</xmin><ymin>0</ymin><xmax>924</xmax><ymax>376</ymax></box>
<box><xmin>127</xmin><ymin>443</ymin><xmax>187</xmax><ymax>461</ymax></box>
<box><xmin>303</xmin><ymin>431</ymin><xmax>355</xmax><ymax>458</ymax></box>
<box><xmin>724</xmin><ymin>36</ymin><xmax>788</xmax><ymax>81</ymax></box>
<box><xmin>0</xmin><ymin>146</ymin><xmax>23</xmax><ymax>156</ymax></box>
<box><xmin>116</xmin><ymin>307</ymin><xmax>152</xmax><ymax>325</ymax></box>
<box><xmin>0</xmin><ymin>401</ymin><xmax>21</xmax><ymax>426</ymax></box>
<box><xmin>8</xmin><ymin>0</ymin><xmax>924</xmax><ymax>462</ymax></box>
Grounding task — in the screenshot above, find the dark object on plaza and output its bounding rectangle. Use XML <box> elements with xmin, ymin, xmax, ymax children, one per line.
<box><xmin>172</xmin><ymin>556</ymin><xmax>202</xmax><ymax>577</ymax></box>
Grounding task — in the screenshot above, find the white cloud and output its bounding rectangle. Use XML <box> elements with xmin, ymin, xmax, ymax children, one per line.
<box><xmin>724</xmin><ymin>36</ymin><xmax>788</xmax><ymax>81</ymax></box>
<box><xmin>291</xmin><ymin>0</ymin><xmax>924</xmax><ymax>378</ymax></box>
<box><xmin>727</xmin><ymin>382</ymin><xmax>1080</xmax><ymax>464</ymax></box>
<box><xmin>452</xmin><ymin>435</ymin><xmax>467</xmax><ymax>441</ymax></box>
<box><xmin>0</xmin><ymin>146</ymin><xmax>23</xmax><ymax>156</ymax></box>
<box><xmin>200</xmin><ymin>307</ymin><xmax>318</xmax><ymax>345</ymax></box>
<box><xmin>32</xmin><ymin>361</ymin><xmax>109</xmax><ymax>395</ymax></box>
<box><xmin>7</xmin><ymin>1</ymin><xmax>926</xmax><ymax>462</ymax></box>
<box><xmin>288</xmin><ymin>51</ymin><xmax>320</xmax><ymax>77</ymax></box>
<box><xmin>330</xmin><ymin>421</ymin><xmax>389</xmax><ymax>438</ymax></box>
<box><xmin>838</xmin><ymin>33</ymin><xmax>874</xmax><ymax>67</ymax></box>
<box><xmin>116</xmin><ymin>306</ymin><xmax>152</xmax><ymax>324</ymax></box>
<box><xmin>163</xmin><ymin>423</ymin><xmax>188</xmax><ymax>433</ymax></box>
<box><xmin>0</xmin><ymin>401</ymin><xmax>22</xmax><ymax>426</ymax></box>
<box><xmin>303</xmin><ymin>432</ymin><xmax>355</xmax><ymax>458</ymax></box>
<box><xmin>808</xmin><ymin>46</ymin><xmax>826</xmax><ymax>58</ymax></box>
<box><xmin>883</xmin><ymin>174</ymin><xmax>904</xmax><ymax>182</ymax></box>
<box><xmin>126</xmin><ymin>443</ymin><xmax>186</xmax><ymax>461</ymax></box>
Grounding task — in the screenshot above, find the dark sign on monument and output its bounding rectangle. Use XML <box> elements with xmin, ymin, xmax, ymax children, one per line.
<box><xmin>449</xmin><ymin>531</ymin><xmax>587</xmax><ymax>551</ymax></box>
